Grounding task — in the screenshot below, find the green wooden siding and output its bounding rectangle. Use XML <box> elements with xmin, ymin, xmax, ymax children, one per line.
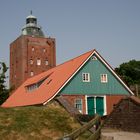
<box><xmin>60</xmin><ymin>54</ymin><xmax>130</xmax><ymax>95</ymax></box>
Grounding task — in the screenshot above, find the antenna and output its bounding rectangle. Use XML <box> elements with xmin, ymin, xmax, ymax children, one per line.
<box><xmin>30</xmin><ymin>10</ymin><xmax>32</xmax><ymax>15</ymax></box>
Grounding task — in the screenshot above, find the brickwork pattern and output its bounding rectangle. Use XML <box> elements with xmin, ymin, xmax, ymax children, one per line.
<box><xmin>104</xmin><ymin>97</ymin><xmax>140</xmax><ymax>133</ymax></box>
<box><xmin>10</xmin><ymin>35</ymin><xmax>56</xmax><ymax>90</ymax></box>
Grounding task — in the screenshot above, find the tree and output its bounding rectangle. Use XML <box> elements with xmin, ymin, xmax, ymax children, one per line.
<box><xmin>115</xmin><ymin>60</ymin><xmax>140</xmax><ymax>86</ymax></box>
<box><xmin>0</xmin><ymin>62</ymin><xmax>9</xmax><ymax>105</ymax></box>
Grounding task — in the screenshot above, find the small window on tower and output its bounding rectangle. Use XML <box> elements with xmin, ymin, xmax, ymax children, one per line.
<box><xmin>30</xmin><ymin>71</ymin><xmax>34</xmax><ymax>76</ymax></box>
<box><xmin>32</xmin><ymin>47</ymin><xmax>35</xmax><ymax>51</ymax></box>
<box><xmin>30</xmin><ymin>59</ymin><xmax>33</xmax><ymax>65</ymax></box>
<box><xmin>43</xmin><ymin>48</ymin><xmax>46</xmax><ymax>53</ymax></box>
<box><xmin>45</xmin><ymin>60</ymin><xmax>49</xmax><ymax>65</ymax></box>
<box><xmin>37</xmin><ymin>58</ymin><xmax>41</xmax><ymax>65</ymax></box>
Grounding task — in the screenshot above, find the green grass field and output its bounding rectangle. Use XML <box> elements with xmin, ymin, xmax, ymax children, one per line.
<box><xmin>0</xmin><ymin>101</ymin><xmax>91</xmax><ymax>140</ymax></box>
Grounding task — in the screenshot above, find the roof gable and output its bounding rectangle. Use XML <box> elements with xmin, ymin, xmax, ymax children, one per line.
<box><xmin>60</xmin><ymin>52</ymin><xmax>132</xmax><ymax>95</ymax></box>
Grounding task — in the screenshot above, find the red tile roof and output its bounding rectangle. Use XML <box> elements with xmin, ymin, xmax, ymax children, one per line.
<box><xmin>2</xmin><ymin>50</ymin><xmax>94</xmax><ymax>107</ymax></box>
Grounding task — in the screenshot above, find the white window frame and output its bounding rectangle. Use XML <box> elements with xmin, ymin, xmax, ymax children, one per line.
<box><xmin>30</xmin><ymin>71</ymin><xmax>34</xmax><ymax>76</ymax></box>
<box><xmin>43</xmin><ymin>48</ymin><xmax>46</xmax><ymax>52</ymax></box>
<box><xmin>32</xmin><ymin>47</ymin><xmax>35</xmax><ymax>51</ymax></box>
<box><xmin>37</xmin><ymin>58</ymin><xmax>41</xmax><ymax>66</ymax></box>
<box><xmin>74</xmin><ymin>98</ymin><xmax>83</xmax><ymax>113</ymax></box>
<box><xmin>45</xmin><ymin>59</ymin><xmax>49</xmax><ymax>65</ymax></box>
<box><xmin>30</xmin><ymin>59</ymin><xmax>33</xmax><ymax>65</ymax></box>
<box><xmin>82</xmin><ymin>73</ymin><xmax>90</xmax><ymax>82</ymax></box>
<box><xmin>101</xmin><ymin>74</ymin><xmax>108</xmax><ymax>83</ymax></box>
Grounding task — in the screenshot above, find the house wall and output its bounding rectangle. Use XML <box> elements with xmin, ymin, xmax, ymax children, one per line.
<box><xmin>106</xmin><ymin>95</ymin><xmax>125</xmax><ymax>114</ymax></box>
<box><xmin>60</xmin><ymin>54</ymin><xmax>130</xmax><ymax>95</ymax></box>
<box><xmin>10</xmin><ymin>35</ymin><xmax>56</xmax><ymax>90</ymax></box>
<box><xmin>60</xmin><ymin>54</ymin><xmax>131</xmax><ymax>116</ymax></box>
<box><xmin>104</xmin><ymin>97</ymin><xmax>140</xmax><ymax>133</ymax></box>
<box><xmin>62</xmin><ymin>94</ymin><xmax>125</xmax><ymax>115</ymax></box>
<box><xmin>62</xmin><ymin>95</ymin><xmax>86</xmax><ymax>114</ymax></box>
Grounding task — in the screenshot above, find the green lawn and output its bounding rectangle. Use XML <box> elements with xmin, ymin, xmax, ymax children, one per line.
<box><xmin>0</xmin><ymin>101</ymin><xmax>83</xmax><ymax>140</ymax></box>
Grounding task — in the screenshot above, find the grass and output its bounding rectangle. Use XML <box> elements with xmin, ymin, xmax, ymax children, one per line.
<box><xmin>0</xmin><ymin>101</ymin><xmax>91</xmax><ymax>140</ymax></box>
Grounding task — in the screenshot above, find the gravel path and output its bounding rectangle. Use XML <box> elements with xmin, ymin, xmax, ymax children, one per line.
<box><xmin>101</xmin><ymin>129</ymin><xmax>140</xmax><ymax>140</ymax></box>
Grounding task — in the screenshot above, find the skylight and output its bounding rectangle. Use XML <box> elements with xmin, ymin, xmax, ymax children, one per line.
<box><xmin>26</xmin><ymin>72</ymin><xmax>53</xmax><ymax>92</ymax></box>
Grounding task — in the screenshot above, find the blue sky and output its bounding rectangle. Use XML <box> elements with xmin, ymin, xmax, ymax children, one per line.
<box><xmin>0</xmin><ymin>0</ymin><xmax>140</xmax><ymax>71</ymax></box>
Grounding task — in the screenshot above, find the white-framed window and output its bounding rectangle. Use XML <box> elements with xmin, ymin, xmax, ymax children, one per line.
<box><xmin>32</xmin><ymin>47</ymin><xmax>35</xmax><ymax>51</ymax></box>
<box><xmin>43</xmin><ymin>48</ymin><xmax>46</xmax><ymax>53</ymax></box>
<box><xmin>82</xmin><ymin>73</ymin><xmax>90</xmax><ymax>82</ymax></box>
<box><xmin>74</xmin><ymin>98</ymin><xmax>82</xmax><ymax>113</ymax></box>
<box><xmin>30</xmin><ymin>71</ymin><xmax>34</xmax><ymax>76</ymax></box>
<box><xmin>37</xmin><ymin>58</ymin><xmax>41</xmax><ymax>65</ymax></box>
<box><xmin>45</xmin><ymin>59</ymin><xmax>49</xmax><ymax>65</ymax></box>
<box><xmin>101</xmin><ymin>74</ymin><xmax>108</xmax><ymax>83</ymax></box>
<box><xmin>30</xmin><ymin>59</ymin><xmax>33</xmax><ymax>65</ymax></box>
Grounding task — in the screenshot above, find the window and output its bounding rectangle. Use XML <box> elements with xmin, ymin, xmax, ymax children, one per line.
<box><xmin>43</xmin><ymin>48</ymin><xmax>46</xmax><ymax>52</ymax></box>
<box><xmin>101</xmin><ymin>74</ymin><xmax>108</xmax><ymax>83</ymax></box>
<box><xmin>45</xmin><ymin>60</ymin><xmax>49</xmax><ymax>65</ymax></box>
<box><xmin>75</xmin><ymin>99</ymin><xmax>82</xmax><ymax>113</ymax></box>
<box><xmin>32</xmin><ymin>47</ymin><xmax>35</xmax><ymax>51</ymax></box>
<box><xmin>26</xmin><ymin>72</ymin><xmax>53</xmax><ymax>92</ymax></box>
<box><xmin>30</xmin><ymin>71</ymin><xmax>34</xmax><ymax>76</ymax></box>
<box><xmin>27</xmin><ymin>83</ymin><xmax>38</xmax><ymax>92</ymax></box>
<box><xmin>37</xmin><ymin>58</ymin><xmax>41</xmax><ymax>65</ymax></box>
<box><xmin>91</xmin><ymin>56</ymin><xmax>97</xmax><ymax>60</ymax></box>
<box><xmin>82</xmin><ymin>73</ymin><xmax>90</xmax><ymax>82</ymax></box>
<box><xmin>30</xmin><ymin>59</ymin><xmax>33</xmax><ymax>65</ymax></box>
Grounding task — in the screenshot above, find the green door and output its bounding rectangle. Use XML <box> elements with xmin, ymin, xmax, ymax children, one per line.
<box><xmin>96</xmin><ymin>97</ymin><xmax>104</xmax><ymax>116</ymax></box>
<box><xmin>87</xmin><ymin>97</ymin><xmax>95</xmax><ymax>115</ymax></box>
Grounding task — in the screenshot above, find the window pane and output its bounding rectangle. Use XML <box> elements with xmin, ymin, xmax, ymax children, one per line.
<box><xmin>82</xmin><ymin>73</ymin><xmax>90</xmax><ymax>82</ymax></box>
<box><xmin>37</xmin><ymin>59</ymin><xmax>41</xmax><ymax>65</ymax></box>
<box><xmin>75</xmin><ymin>99</ymin><xmax>82</xmax><ymax>113</ymax></box>
<box><xmin>101</xmin><ymin>74</ymin><xmax>107</xmax><ymax>83</ymax></box>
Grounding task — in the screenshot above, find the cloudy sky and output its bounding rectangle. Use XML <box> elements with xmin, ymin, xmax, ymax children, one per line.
<box><xmin>0</xmin><ymin>0</ymin><xmax>140</xmax><ymax>71</ymax></box>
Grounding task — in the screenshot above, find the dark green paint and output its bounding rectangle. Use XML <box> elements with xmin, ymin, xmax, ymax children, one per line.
<box><xmin>96</xmin><ymin>97</ymin><xmax>104</xmax><ymax>116</ymax></box>
<box><xmin>87</xmin><ymin>97</ymin><xmax>95</xmax><ymax>115</ymax></box>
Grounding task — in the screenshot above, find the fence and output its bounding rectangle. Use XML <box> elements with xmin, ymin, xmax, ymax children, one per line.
<box><xmin>60</xmin><ymin>114</ymin><xmax>102</xmax><ymax>140</ymax></box>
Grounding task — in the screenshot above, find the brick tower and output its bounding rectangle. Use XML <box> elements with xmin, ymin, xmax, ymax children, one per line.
<box><xmin>10</xmin><ymin>13</ymin><xmax>56</xmax><ymax>90</ymax></box>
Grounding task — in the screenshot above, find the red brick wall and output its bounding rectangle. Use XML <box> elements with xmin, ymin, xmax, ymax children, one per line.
<box><xmin>10</xmin><ymin>35</ymin><xmax>56</xmax><ymax>91</ymax></box>
<box><xmin>106</xmin><ymin>95</ymin><xmax>125</xmax><ymax>114</ymax></box>
<box><xmin>62</xmin><ymin>95</ymin><xmax>126</xmax><ymax>115</ymax></box>
<box><xmin>62</xmin><ymin>95</ymin><xmax>86</xmax><ymax>114</ymax></box>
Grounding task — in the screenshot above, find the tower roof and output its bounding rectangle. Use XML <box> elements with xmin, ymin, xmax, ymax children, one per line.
<box><xmin>22</xmin><ymin>12</ymin><xmax>45</xmax><ymax>37</ymax></box>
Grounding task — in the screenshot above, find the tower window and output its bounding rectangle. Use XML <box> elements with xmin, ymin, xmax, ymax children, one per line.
<box><xmin>37</xmin><ymin>58</ymin><xmax>41</xmax><ymax>65</ymax></box>
<box><xmin>30</xmin><ymin>59</ymin><xmax>33</xmax><ymax>65</ymax></box>
<box><xmin>43</xmin><ymin>48</ymin><xmax>46</xmax><ymax>52</ymax></box>
<box><xmin>82</xmin><ymin>73</ymin><xmax>90</xmax><ymax>82</ymax></box>
<box><xmin>32</xmin><ymin>47</ymin><xmax>35</xmax><ymax>51</ymax></box>
<box><xmin>45</xmin><ymin>59</ymin><xmax>49</xmax><ymax>65</ymax></box>
<box><xmin>30</xmin><ymin>71</ymin><xmax>34</xmax><ymax>76</ymax></box>
<box><xmin>101</xmin><ymin>74</ymin><xmax>108</xmax><ymax>83</ymax></box>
